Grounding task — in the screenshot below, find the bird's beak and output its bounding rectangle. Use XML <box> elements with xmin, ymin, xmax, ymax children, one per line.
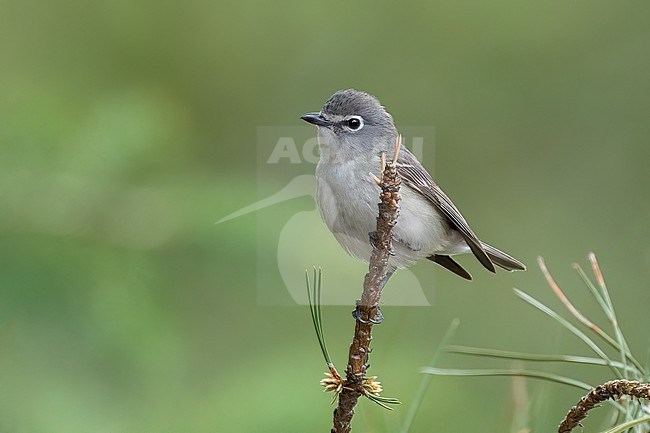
<box><xmin>300</xmin><ymin>112</ymin><xmax>332</xmax><ymax>127</ymax></box>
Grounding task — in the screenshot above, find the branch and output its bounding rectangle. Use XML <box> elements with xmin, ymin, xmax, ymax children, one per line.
<box><xmin>330</xmin><ymin>136</ymin><xmax>402</xmax><ymax>433</ymax></box>
<box><xmin>558</xmin><ymin>380</ymin><xmax>650</xmax><ymax>433</ymax></box>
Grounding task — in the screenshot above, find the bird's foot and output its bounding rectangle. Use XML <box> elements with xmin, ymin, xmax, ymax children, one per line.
<box><xmin>352</xmin><ymin>302</ymin><xmax>384</xmax><ymax>324</ymax></box>
<box><xmin>368</xmin><ymin>231</ymin><xmax>379</xmax><ymax>248</ymax></box>
<box><xmin>369</xmin><ymin>231</ymin><xmax>396</xmax><ymax>255</ymax></box>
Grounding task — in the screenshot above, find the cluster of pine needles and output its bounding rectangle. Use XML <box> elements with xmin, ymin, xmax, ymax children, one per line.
<box><xmin>307</xmin><ymin>254</ymin><xmax>649</xmax><ymax>432</ymax></box>
<box><xmin>306</xmin><ymin>268</ymin><xmax>401</xmax><ymax>410</ymax></box>
<box><xmin>424</xmin><ymin>254</ymin><xmax>649</xmax><ymax>433</ymax></box>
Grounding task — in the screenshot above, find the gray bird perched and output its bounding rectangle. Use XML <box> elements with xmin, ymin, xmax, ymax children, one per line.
<box><xmin>301</xmin><ymin>89</ymin><xmax>525</xmax><ymax>282</ymax></box>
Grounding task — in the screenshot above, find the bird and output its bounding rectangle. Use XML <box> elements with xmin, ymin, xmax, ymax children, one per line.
<box><xmin>300</xmin><ymin>89</ymin><xmax>525</xmax><ymax>282</ymax></box>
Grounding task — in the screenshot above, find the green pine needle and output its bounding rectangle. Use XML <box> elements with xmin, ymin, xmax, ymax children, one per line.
<box><xmin>420</xmin><ymin>366</ymin><xmax>593</xmax><ymax>390</ymax></box>
<box><xmin>419</xmin><ymin>256</ymin><xmax>648</xmax><ymax>430</ymax></box>
<box><xmin>422</xmin><ymin>366</ymin><xmax>629</xmax><ymax>414</ymax></box>
<box><xmin>306</xmin><ymin>267</ymin><xmax>333</xmax><ymax>368</ymax></box>
<box><xmin>446</xmin><ymin>345</ymin><xmax>640</xmax><ymax>374</ymax></box>
<box><xmin>572</xmin><ymin>263</ymin><xmax>610</xmax><ymax>315</ymax></box>
<box><xmin>364</xmin><ymin>393</ymin><xmax>402</xmax><ymax>410</ymax></box>
<box><xmin>513</xmin><ymin>288</ymin><xmax>622</xmax><ymax>377</ymax></box>
<box><xmin>573</xmin><ymin>260</ymin><xmax>645</xmax><ymax>377</ymax></box>
<box><xmin>600</xmin><ymin>415</ymin><xmax>650</xmax><ymax>433</ymax></box>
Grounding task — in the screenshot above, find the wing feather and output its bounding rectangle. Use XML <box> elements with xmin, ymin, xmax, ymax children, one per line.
<box><xmin>397</xmin><ymin>149</ymin><xmax>496</xmax><ymax>273</ymax></box>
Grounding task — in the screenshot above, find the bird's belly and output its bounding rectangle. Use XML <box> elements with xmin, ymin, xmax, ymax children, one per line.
<box><xmin>391</xmin><ymin>187</ymin><xmax>454</xmax><ymax>265</ymax></box>
<box><xmin>316</xmin><ymin>168</ymin><xmax>377</xmax><ymax>255</ymax></box>
<box><xmin>316</xmin><ymin>168</ymin><xmax>466</xmax><ymax>268</ymax></box>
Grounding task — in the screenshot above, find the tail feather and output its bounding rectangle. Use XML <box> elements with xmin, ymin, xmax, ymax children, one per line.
<box><xmin>481</xmin><ymin>242</ymin><xmax>526</xmax><ymax>272</ymax></box>
<box><xmin>427</xmin><ymin>255</ymin><xmax>473</xmax><ymax>280</ymax></box>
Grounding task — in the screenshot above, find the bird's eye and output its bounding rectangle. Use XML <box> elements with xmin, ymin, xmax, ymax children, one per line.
<box><xmin>346</xmin><ymin>116</ymin><xmax>363</xmax><ymax>131</ymax></box>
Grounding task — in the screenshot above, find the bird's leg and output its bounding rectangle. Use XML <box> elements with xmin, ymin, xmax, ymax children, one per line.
<box><xmin>388</xmin><ymin>235</ymin><xmax>398</xmax><ymax>256</ymax></box>
<box><xmin>379</xmin><ymin>266</ymin><xmax>397</xmax><ymax>290</ymax></box>
<box><xmin>369</xmin><ymin>266</ymin><xmax>396</xmax><ymax>323</ymax></box>
<box><xmin>368</xmin><ymin>308</ymin><xmax>384</xmax><ymax>325</ymax></box>
<box><xmin>352</xmin><ymin>266</ymin><xmax>396</xmax><ymax>324</ymax></box>
<box><xmin>369</xmin><ymin>231</ymin><xmax>398</xmax><ymax>255</ymax></box>
<box><xmin>368</xmin><ymin>230</ymin><xmax>379</xmax><ymax>248</ymax></box>
<box><xmin>354</xmin><ymin>228</ymin><xmax>398</xmax><ymax>324</ymax></box>
<box><xmin>351</xmin><ymin>300</ymin><xmax>366</xmax><ymax>322</ymax></box>
<box><xmin>352</xmin><ymin>300</ymin><xmax>384</xmax><ymax>324</ymax></box>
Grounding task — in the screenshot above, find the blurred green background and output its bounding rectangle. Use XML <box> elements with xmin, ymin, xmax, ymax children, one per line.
<box><xmin>1</xmin><ymin>1</ymin><xmax>649</xmax><ymax>432</ymax></box>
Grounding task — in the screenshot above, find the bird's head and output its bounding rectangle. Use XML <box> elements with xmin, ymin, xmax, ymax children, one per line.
<box><xmin>301</xmin><ymin>89</ymin><xmax>398</xmax><ymax>160</ymax></box>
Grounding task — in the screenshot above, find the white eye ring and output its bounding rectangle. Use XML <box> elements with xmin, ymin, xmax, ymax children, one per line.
<box><xmin>345</xmin><ymin>116</ymin><xmax>364</xmax><ymax>131</ymax></box>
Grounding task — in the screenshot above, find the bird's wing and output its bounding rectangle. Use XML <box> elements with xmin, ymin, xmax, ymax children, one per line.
<box><xmin>396</xmin><ymin>149</ymin><xmax>496</xmax><ymax>273</ymax></box>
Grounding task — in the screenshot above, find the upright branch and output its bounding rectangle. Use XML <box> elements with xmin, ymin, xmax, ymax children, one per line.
<box><xmin>558</xmin><ymin>380</ymin><xmax>650</xmax><ymax>433</ymax></box>
<box><xmin>330</xmin><ymin>136</ymin><xmax>402</xmax><ymax>433</ymax></box>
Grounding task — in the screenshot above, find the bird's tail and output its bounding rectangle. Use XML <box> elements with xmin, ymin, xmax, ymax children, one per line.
<box><xmin>481</xmin><ymin>242</ymin><xmax>526</xmax><ymax>272</ymax></box>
